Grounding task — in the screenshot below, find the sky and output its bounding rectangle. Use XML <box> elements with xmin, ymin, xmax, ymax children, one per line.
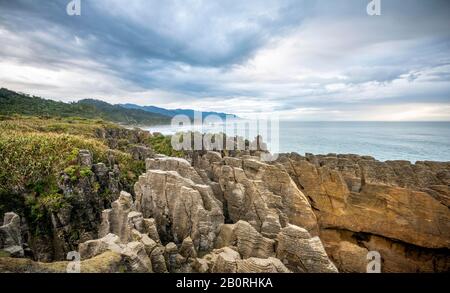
<box><xmin>0</xmin><ymin>0</ymin><xmax>449</xmax><ymax>121</ymax></box>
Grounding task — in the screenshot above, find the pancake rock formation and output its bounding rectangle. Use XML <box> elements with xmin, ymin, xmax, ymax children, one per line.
<box><xmin>1</xmin><ymin>150</ymin><xmax>449</xmax><ymax>273</ymax></box>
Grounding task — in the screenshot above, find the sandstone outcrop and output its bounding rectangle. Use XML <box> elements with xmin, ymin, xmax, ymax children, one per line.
<box><xmin>79</xmin><ymin>233</ymin><xmax>152</xmax><ymax>272</ymax></box>
<box><xmin>90</xmin><ymin>191</ymin><xmax>167</xmax><ymax>272</ymax></box>
<box><xmin>2</xmin><ymin>144</ymin><xmax>449</xmax><ymax>273</ymax></box>
<box><xmin>214</xmin><ymin>220</ymin><xmax>275</xmax><ymax>259</ymax></box>
<box><xmin>194</xmin><ymin>152</ymin><xmax>318</xmax><ymax>237</ymax></box>
<box><xmin>276</xmin><ymin>153</ymin><xmax>450</xmax><ymax>272</ymax></box>
<box><xmin>0</xmin><ymin>251</ymin><xmax>125</xmax><ymax>273</ymax></box>
<box><xmin>276</xmin><ymin>224</ymin><xmax>338</xmax><ymax>273</ymax></box>
<box><xmin>199</xmin><ymin>247</ymin><xmax>290</xmax><ymax>273</ymax></box>
<box><xmin>69</xmin><ymin>156</ymin><xmax>337</xmax><ymax>273</ymax></box>
<box><xmin>134</xmin><ymin>159</ymin><xmax>224</xmax><ymax>251</ymax></box>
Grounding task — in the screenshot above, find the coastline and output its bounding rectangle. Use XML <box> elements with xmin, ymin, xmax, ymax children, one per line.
<box><xmin>1</xmin><ymin>120</ymin><xmax>448</xmax><ymax>273</ymax></box>
<box><xmin>144</xmin><ymin>121</ymin><xmax>450</xmax><ymax>163</ymax></box>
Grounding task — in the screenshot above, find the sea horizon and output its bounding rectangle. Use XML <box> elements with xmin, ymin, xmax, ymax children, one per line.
<box><xmin>146</xmin><ymin>121</ymin><xmax>450</xmax><ymax>163</ymax></box>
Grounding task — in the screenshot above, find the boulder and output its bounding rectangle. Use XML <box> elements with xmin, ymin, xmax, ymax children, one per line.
<box><xmin>0</xmin><ymin>212</ymin><xmax>24</xmax><ymax>257</ymax></box>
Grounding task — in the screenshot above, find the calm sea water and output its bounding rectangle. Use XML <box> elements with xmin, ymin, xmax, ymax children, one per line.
<box><xmin>146</xmin><ymin>121</ymin><xmax>450</xmax><ymax>162</ymax></box>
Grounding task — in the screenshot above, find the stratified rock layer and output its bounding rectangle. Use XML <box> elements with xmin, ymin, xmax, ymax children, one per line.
<box><xmin>2</xmin><ymin>149</ymin><xmax>449</xmax><ymax>273</ymax></box>
<box><xmin>276</xmin><ymin>153</ymin><xmax>450</xmax><ymax>272</ymax></box>
<box><xmin>194</xmin><ymin>153</ymin><xmax>318</xmax><ymax>237</ymax></box>
<box><xmin>276</xmin><ymin>225</ymin><xmax>338</xmax><ymax>273</ymax></box>
<box><xmin>134</xmin><ymin>158</ymin><xmax>224</xmax><ymax>251</ymax></box>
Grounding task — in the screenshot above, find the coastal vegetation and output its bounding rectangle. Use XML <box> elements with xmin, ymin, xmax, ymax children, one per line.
<box><xmin>0</xmin><ymin>114</ymin><xmax>181</xmax><ymax>249</ymax></box>
<box><xmin>0</xmin><ymin>88</ymin><xmax>171</xmax><ymax>125</ymax></box>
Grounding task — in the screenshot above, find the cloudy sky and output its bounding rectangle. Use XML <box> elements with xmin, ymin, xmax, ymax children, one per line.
<box><xmin>0</xmin><ymin>0</ymin><xmax>449</xmax><ymax>120</ymax></box>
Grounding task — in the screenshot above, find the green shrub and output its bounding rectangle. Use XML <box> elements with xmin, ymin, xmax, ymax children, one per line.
<box><xmin>0</xmin><ymin>115</ymin><xmax>160</xmax><ymax>240</ymax></box>
<box><xmin>63</xmin><ymin>165</ymin><xmax>94</xmax><ymax>181</ymax></box>
<box><xmin>148</xmin><ymin>134</ymin><xmax>184</xmax><ymax>157</ymax></box>
<box><xmin>64</xmin><ymin>166</ymin><xmax>79</xmax><ymax>182</ymax></box>
<box><xmin>0</xmin><ymin>131</ymin><xmax>108</xmax><ymax>194</ymax></box>
<box><xmin>37</xmin><ymin>193</ymin><xmax>68</xmax><ymax>213</ymax></box>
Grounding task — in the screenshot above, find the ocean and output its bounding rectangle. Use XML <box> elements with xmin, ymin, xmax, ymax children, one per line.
<box><xmin>145</xmin><ymin>121</ymin><xmax>450</xmax><ymax>163</ymax></box>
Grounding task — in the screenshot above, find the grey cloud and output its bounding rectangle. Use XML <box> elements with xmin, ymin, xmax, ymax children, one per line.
<box><xmin>0</xmin><ymin>0</ymin><xmax>307</xmax><ymax>66</ymax></box>
<box><xmin>0</xmin><ymin>0</ymin><xmax>449</xmax><ymax>120</ymax></box>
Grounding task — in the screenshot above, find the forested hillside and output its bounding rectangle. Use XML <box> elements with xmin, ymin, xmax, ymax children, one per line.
<box><xmin>0</xmin><ymin>88</ymin><xmax>171</xmax><ymax>125</ymax></box>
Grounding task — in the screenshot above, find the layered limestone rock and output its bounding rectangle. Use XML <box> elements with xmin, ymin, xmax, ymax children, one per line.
<box><xmin>77</xmin><ymin>189</ymin><xmax>203</xmax><ymax>273</ymax></box>
<box><xmin>276</xmin><ymin>153</ymin><xmax>450</xmax><ymax>272</ymax></box>
<box><xmin>214</xmin><ymin>220</ymin><xmax>275</xmax><ymax>259</ymax></box>
<box><xmin>134</xmin><ymin>163</ymin><xmax>224</xmax><ymax>251</ymax></box>
<box><xmin>194</xmin><ymin>152</ymin><xmax>318</xmax><ymax>238</ymax></box>
<box><xmin>214</xmin><ymin>220</ymin><xmax>339</xmax><ymax>273</ymax></box>
<box><xmin>236</xmin><ymin>257</ymin><xmax>291</xmax><ymax>273</ymax></box>
<box><xmin>79</xmin><ymin>233</ymin><xmax>123</xmax><ymax>259</ymax></box>
<box><xmin>99</xmin><ymin>191</ymin><xmax>160</xmax><ymax>243</ymax></box>
<box><xmin>320</xmin><ymin>229</ymin><xmax>450</xmax><ymax>273</ymax></box>
<box><xmin>79</xmin><ymin>233</ymin><xmax>152</xmax><ymax>272</ymax></box>
<box><xmin>74</xmin><ymin>185</ymin><xmax>335</xmax><ymax>273</ymax></box>
<box><xmin>276</xmin><ymin>225</ymin><xmax>338</xmax><ymax>273</ymax></box>
<box><xmin>0</xmin><ymin>251</ymin><xmax>126</xmax><ymax>273</ymax></box>
<box><xmin>198</xmin><ymin>247</ymin><xmax>290</xmax><ymax>273</ymax></box>
<box><xmin>146</xmin><ymin>157</ymin><xmax>204</xmax><ymax>184</ymax></box>
<box><xmin>3</xmin><ymin>146</ymin><xmax>449</xmax><ymax>273</ymax></box>
<box><xmin>98</xmin><ymin>191</ymin><xmax>135</xmax><ymax>242</ymax></box>
<box><xmin>0</xmin><ymin>212</ymin><xmax>24</xmax><ymax>257</ymax></box>
<box><xmin>91</xmin><ymin>191</ymin><xmax>167</xmax><ymax>272</ymax></box>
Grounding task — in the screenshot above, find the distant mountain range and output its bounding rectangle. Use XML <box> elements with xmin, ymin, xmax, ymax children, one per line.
<box><xmin>120</xmin><ymin>103</ymin><xmax>238</xmax><ymax>120</ymax></box>
<box><xmin>0</xmin><ymin>88</ymin><xmax>237</xmax><ymax>125</ymax></box>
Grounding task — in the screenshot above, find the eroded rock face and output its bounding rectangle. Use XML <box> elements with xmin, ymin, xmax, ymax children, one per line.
<box><xmin>3</xmin><ymin>147</ymin><xmax>449</xmax><ymax>273</ymax></box>
<box><xmin>0</xmin><ymin>251</ymin><xmax>125</xmax><ymax>273</ymax></box>
<box><xmin>134</xmin><ymin>167</ymin><xmax>224</xmax><ymax>252</ymax></box>
<box><xmin>215</xmin><ymin>220</ymin><xmax>275</xmax><ymax>259</ymax></box>
<box><xmin>79</xmin><ymin>233</ymin><xmax>152</xmax><ymax>273</ymax></box>
<box><xmin>0</xmin><ymin>212</ymin><xmax>24</xmax><ymax>257</ymax></box>
<box><xmin>82</xmin><ymin>191</ymin><xmax>168</xmax><ymax>272</ymax></box>
<box><xmin>276</xmin><ymin>153</ymin><xmax>450</xmax><ymax>272</ymax></box>
<box><xmin>146</xmin><ymin>157</ymin><xmax>204</xmax><ymax>184</ymax></box>
<box><xmin>208</xmin><ymin>247</ymin><xmax>241</xmax><ymax>273</ymax></box>
<box><xmin>276</xmin><ymin>225</ymin><xmax>338</xmax><ymax>273</ymax></box>
<box><xmin>320</xmin><ymin>229</ymin><xmax>450</xmax><ymax>273</ymax></box>
<box><xmin>79</xmin><ymin>233</ymin><xmax>123</xmax><ymax>259</ymax></box>
<box><xmin>195</xmin><ymin>152</ymin><xmax>318</xmax><ymax>237</ymax></box>
<box><xmin>27</xmin><ymin>149</ymin><xmax>125</xmax><ymax>262</ymax></box>
<box><xmin>99</xmin><ymin>191</ymin><xmax>135</xmax><ymax>242</ymax></box>
<box><xmin>214</xmin><ymin>220</ymin><xmax>338</xmax><ymax>273</ymax></box>
<box><xmin>199</xmin><ymin>247</ymin><xmax>290</xmax><ymax>273</ymax></box>
<box><xmin>236</xmin><ymin>257</ymin><xmax>291</xmax><ymax>273</ymax></box>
